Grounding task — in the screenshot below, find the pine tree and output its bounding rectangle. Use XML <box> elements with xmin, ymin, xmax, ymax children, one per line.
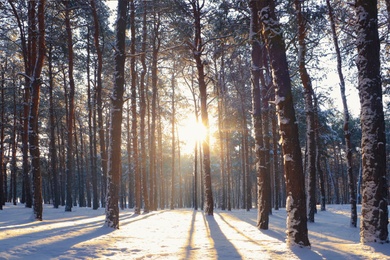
<box><xmin>105</xmin><ymin>0</ymin><xmax>127</xmax><ymax>229</ymax></box>
<box><xmin>355</xmin><ymin>0</ymin><xmax>389</xmax><ymax>243</ymax></box>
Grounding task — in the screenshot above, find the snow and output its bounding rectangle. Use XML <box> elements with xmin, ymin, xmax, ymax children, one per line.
<box><xmin>0</xmin><ymin>203</ymin><xmax>389</xmax><ymax>259</ymax></box>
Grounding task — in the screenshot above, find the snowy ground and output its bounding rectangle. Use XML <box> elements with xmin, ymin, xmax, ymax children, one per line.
<box><xmin>0</xmin><ymin>203</ymin><xmax>389</xmax><ymax>259</ymax></box>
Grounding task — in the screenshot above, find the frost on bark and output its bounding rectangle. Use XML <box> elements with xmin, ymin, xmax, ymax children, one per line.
<box><xmin>355</xmin><ymin>0</ymin><xmax>389</xmax><ymax>243</ymax></box>
<box><xmin>294</xmin><ymin>0</ymin><xmax>316</xmax><ymax>223</ymax></box>
<box><xmin>28</xmin><ymin>0</ymin><xmax>46</xmax><ymax>221</ymax></box>
<box><xmin>249</xmin><ymin>0</ymin><xmax>269</xmax><ymax>230</ymax></box>
<box><xmin>105</xmin><ymin>0</ymin><xmax>127</xmax><ymax>229</ymax></box>
<box><xmin>257</xmin><ymin>0</ymin><xmax>310</xmax><ymax>247</ymax></box>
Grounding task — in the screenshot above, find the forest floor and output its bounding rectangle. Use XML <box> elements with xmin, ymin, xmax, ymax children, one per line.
<box><xmin>0</xmin><ymin>203</ymin><xmax>389</xmax><ymax>259</ymax></box>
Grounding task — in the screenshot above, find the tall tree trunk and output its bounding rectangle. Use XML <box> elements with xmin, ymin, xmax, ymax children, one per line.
<box><xmin>149</xmin><ymin>8</ymin><xmax>161</xmax><ymax>212</ymax></box>
<box><xmin>170</xmin><ymin>73</ymin><xmax>176</xmax><ymax>210</ymax></box>
<box><xmin>271</xmin><ymin>105</ymin><xmax>280</xmax><ymax>210</ymax></box>
<box><xmin>249</xmin><ymin>0</ymin><xmax>268</xmax><ymax>229</ymax></box>
<box><xmin>313</xmin><ymin>94</ymin><xmax>326</xmax><ymax>211</ymax></box>
<box><xmin>189</xmin><ymin>0</ymin><xmax>213</xmax><ymax>216</ymax></box>
<box><xmin>326</xmin><ymin>0</ymin><xmax>356</xmax><ymax>227</ymax></box>
<box><xmin>90</xmin><ymin>0</ymin><xmax>108</xmax><ymax>210</ymax></box>
<box><xmin>11</xmin><ymin>80</ymin><xmax>17</xmax><ymax>206</ymax></box>
<box><xmin>294</xmin><ymin>0</ymin><xmax>316</xmax><ymax>223</ymax></box>
<box><xmin>77</xmin><ymin>118</ymin><xmax>86</xmax><ymax>207</ymax></box>
<box><xmin>86</xmin><ymin>28</ymin><xmax>98</xmax><ymax>210</ymax></box>
<box><xmin>355</xmin><ymin>0</ymin><xmax>389</xmax><ymax>243</ymax></box>
<box><xmin>48</xmin><ymin>45</ymin><xmax>60</xmax><ymax>209</ymax></box>
<box><xmin>64</xmin><ymin>2</ymin><xmax>75</xmax><ymax>212</ymax></box>
<box><xmin>105</xmin><ymin>0</ymin><xmax>127</xmax><ymax>229</ymax></box>
<box><xmin>257</xmin><ymin>0</ymin><xmax>310</xmax><ymax>246</ymax></box>
<box><xmin>137</xmin><ymin>0</ymin><xmax>148</xmax><ymax>214</ymax></box>
<box><xmin>126</xmin><ymin>102</ymin><xmax>133</xmax><ymax>209</ymax></box>
<box><xmin>29</xmin><ymin>0</ymin><xmax>45</xmax><ymax>220</ymax></box>
<box><xmin>129</xmin><ymin>0</ymin><xmax>138</xmax><ymax>212</ymax></box>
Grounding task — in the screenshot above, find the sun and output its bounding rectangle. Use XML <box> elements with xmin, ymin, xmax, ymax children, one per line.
<box><xmin>177</xmin><ymin>116</ymin><xmax>208</xmax><ymax>155</ymax></box>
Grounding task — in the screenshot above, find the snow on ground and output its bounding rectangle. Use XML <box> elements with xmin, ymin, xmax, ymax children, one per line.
<box><xmin>0</xmin><ymin>203</ymin><xmax>389</xmax><ymax>259</ymax></box>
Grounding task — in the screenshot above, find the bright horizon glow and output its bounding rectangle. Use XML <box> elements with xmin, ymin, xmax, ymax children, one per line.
<box><xmin>177</xmin><ymin>116</ymin><xmax>208</xmax><ymax>155</ymax></box>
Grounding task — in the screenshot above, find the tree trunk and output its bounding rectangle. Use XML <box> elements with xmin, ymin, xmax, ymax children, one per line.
<box><xmin>313</xmin><ymin>94</ymin><xmax>326</xmax><ymax>211</ymax></box>
<box><xmin>257</xmin><ymin>0</ymin><xmax>310</xmax><ymax>247</ymax></box>
<box><xmin>294</xmin><ymin>0</ymin><xmax>316</xmax><ymax>223</ymax></box>
<box><xmin>355</xmin><ymin>0</ymin><xmax>389</xmax><ymax>243</ymax></box>
<box><xmin>170</xmin><ymin>73</ymin><xmax>176</xmax><ymax>210</ymax></box>
<box><xmin>137</xmin><ymin>0</ymin><xmax>148</xmax><ymax>214</ymax></box>
<box><xmin>326</xmin><ymin>0</ymin><xmax>356</xmax><ymax>226</ymax></box>
<box><xmin>149</xmin><ymin>8</ymin><xmax>161</xmax><ymax>212</ymax></box>
<box><xmin>105</xmin><ymin>0</ymin><xmax>127</xmax><ymax>229</ymax></box>
<box><xmin>90</xmin><ymin>0</ymin><xmax>108</xmax><ymax>210</ymax></box>
<box><xmin>129</xmin><ymin>0</ymin><xmax>138</xmax><ymax>211</ymax></box>
<box><xmin>86</xmin><ymin>27</ymin><xmax>98</xmax><ymax>210</ymax></box>
<box><xmin>29</xmin><ymin>0</ymin><xmax>46</xmax><ymax>220</ymax></box>
<box><xmin>249</xmin><ymin>0</ymin><xmax>268</xmax><ymax>229</ymax></box>
<box><xmin>190</xmin><ymin>0</ymin><xmax>213</xmax><ymax>216</ymax></box>
<box><xmin>48</xmin><ymin>45</ymin><xmax>60</xmax><ymax>209</ymax></box>
<box><xmin>64</xmin><ymin>2</ymin><xmax>75</xmax><ymax>212</ymax></box>
<box><xmin>77</xmin><ymin>118</ymin><xmax>86</xmax><ymax>207</ymax></box>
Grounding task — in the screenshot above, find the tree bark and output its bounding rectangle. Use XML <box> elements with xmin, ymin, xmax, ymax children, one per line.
<box><xmin>190</xmin><ymin>0</ymin><xmax>213</xmax><ymax>215</ymax></box>
<box><xmin>105</xmin><ymin>0</ymin><xmax>127</xmax><ymax>229</ymax></box>
<box><xmin>64</xmin><ymin>1</ymin><xmax>75</xmax><ymax>212</ymax></box>
<box><xmin>90</xmin><ymin>0</ymin><xmax>108</xmax><ymax>209</ymax></box>
<box><xmin>28</xmin><ymin>0</ymin><xmax>46</xmax><ymax>221</ymax></box>
<box><xmin>257</xmin><ymin>0</ymin><xmax>310</xmax><ymax>246</ymax></box>
<box><xmin>355</xmin><ymin>0</ymin><xmax>389</xmax><ymax>243</ymax></box>
<box><xmin>138</xmin><ymin>0</ymin><xmax>148</xmax><ymax>214</ymax></box>
<box><xmin>129</xmin><ymin>0</ymin><xmax>139</xmax><ymax>212</ymax></box>
<box><xmin>294</xmin><ymin>0</ymin><xmax>316</xmax><ymax>223</ymax></box>
<box><xmin>249</xmin><ymin>0</ymin><xmax>269</xmax><ymax>229</ymax></box>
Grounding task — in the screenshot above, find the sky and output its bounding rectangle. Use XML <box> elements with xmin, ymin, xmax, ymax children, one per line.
<box><xmin>0</xmin><ymin>203</ymin><xmax>389</xmax><ymax>259</ymax></box>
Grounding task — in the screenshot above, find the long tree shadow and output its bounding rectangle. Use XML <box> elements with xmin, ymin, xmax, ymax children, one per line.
<box><xmin>184</xmin><ymin>210</ymin><xmax>197</xmax><ymax>259</ymax></box>
<box><xmin>204</xmin><ymin>213</ymin><xmax>242</xmax><ymax>259</ymax></box>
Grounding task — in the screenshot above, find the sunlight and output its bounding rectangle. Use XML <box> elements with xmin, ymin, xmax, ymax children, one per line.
<box><xmin>178</xmin><ymin>116</ymin><xmax>208</xmax><ymax>155</ymax></box>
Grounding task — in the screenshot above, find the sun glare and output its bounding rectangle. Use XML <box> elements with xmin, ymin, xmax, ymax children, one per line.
<box><xmin>178</xmin><ymin>116</ymin><xmax>208</xmax><ymax>155</ymax></box>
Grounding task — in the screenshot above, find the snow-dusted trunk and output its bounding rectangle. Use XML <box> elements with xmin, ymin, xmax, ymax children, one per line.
<box><xmin>294</xmin><ymin>0</ymin><xmax>316</xmax><ymax>223</ymax></box>
<box><xmin>28</xmin><ymin>0</ymin><xmax>45</xmax><ymax>220</ymax></box>
<box><xmin>105</xmin><ymin>0</ymin><xmax>127</xmax><ymax>229</ymax></box>
<box><xmin>355</xmin><ymin>0</ymin><xmax>389</xmax><ymax>243</ymax></box>
<box><xmin>190</xmin><ymin>0</ymin><xmax>213</xmax><ymax>216</ymax></box>
<box><xmin>90</xmin><ymin>0</ymin><xmax>107</xmax><ymax>209</ymax></box>
<box><xmin>64</xmin><ymin>2</ymin><xmax>75</xmax><ymax>212</ymax></box>
<box><xmin>249</xmin><ymin>0</ymin><xmax>269</xmax><ymax>229</ymax></box>
<box><xmin>258</xmin><ymin>0</ymin><xmax>310</xmax><ymax>247</ymax></box>
<box><xmin>326</xmin><ymin>0</ymin><xmax>356</xmax><ymax>227</ymax></box>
